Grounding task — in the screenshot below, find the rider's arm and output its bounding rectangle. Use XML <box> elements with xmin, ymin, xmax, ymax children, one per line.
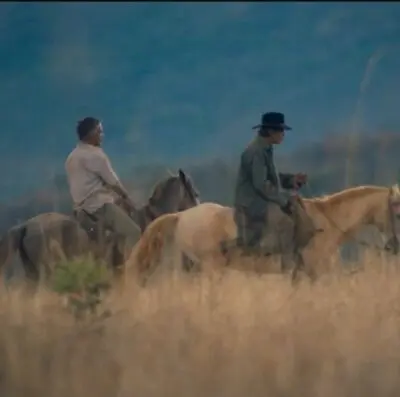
<box><xmin>251</xmin><ymin>151</ymin><xmax>290</xmax><ymax>207</ymax></box>
<box><xmin>89</xmin><ymin>153</ymin><xmax>130</xmax><ymax>200</ymax></box>
<box><xmin>278</xmin><ymin>173</ymin><xmax>296</xmax><ymax>189</ymax></box>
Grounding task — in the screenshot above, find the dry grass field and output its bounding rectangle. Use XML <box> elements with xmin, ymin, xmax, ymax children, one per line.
<box><xmin>1</xmin><ymin>250</ymin><xmax>400</xmax><ymax>397</ymax></box>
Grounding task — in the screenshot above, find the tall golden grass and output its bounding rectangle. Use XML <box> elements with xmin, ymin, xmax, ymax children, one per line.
<box><xmin>1</xmin><ymin>249</ymin><xmax>400</xmax><ymax>397</ymax></box>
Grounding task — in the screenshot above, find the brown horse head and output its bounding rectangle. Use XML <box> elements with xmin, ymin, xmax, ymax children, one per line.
<box><xmin>148</xmin><ymin>169</ymin><xmax>199</xmax><ymax>213</ymax></box>
<box><xmin>120</xmin><ymin>169</ymin><xmax>200</xmax><ymax>233</ymax></box>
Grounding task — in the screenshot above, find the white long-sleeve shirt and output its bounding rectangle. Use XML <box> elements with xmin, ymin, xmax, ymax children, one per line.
<box><xmin>65</xmin><ymin>142</ymin><xmax>122</xmax><ymax>213</ymax></box>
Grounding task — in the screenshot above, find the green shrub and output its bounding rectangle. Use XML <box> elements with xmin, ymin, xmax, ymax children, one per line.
<box><xmin>51</xmin><ymin>255</ymin><xmax>112</xmax><ymax>318</ymax></box>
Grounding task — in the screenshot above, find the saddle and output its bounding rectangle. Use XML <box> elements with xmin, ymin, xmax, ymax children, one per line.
<box><xmin>73</xmin><ymin>209</ymin><xmax>112</xmax><ymax>244</ymax></box>
<box><xmin>72</xmin><ymin>209</ymin><xmax>127</xmax><ymax>272</ymax></box>
<box><xmin>222</xmin><ymin>195</ymin><xmax>319</xmax><ymax>259</ymax></box>
<box><xmin>289</xmin><ymin>194</ymin><xmax>320</xmax><ymax>249</ymax></box>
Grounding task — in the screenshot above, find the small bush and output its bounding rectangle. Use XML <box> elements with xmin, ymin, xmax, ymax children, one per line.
<box><xmin>51</xmin><ymin>255</ymin><xmax>112</xmax><ymax>318</ymax></box>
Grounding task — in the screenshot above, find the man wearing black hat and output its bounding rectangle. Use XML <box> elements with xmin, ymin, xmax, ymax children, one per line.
<box><xmin>65</xmin><ymin>117</ymin><xmax>141</xmax><ymax>257</ymax></box>
<box><xmin>233</xmin><ymin>112</ymin><xmax>313</xmax><ymax>257</ymax></box>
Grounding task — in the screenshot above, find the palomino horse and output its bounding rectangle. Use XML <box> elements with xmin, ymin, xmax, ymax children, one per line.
<box><xmin>126</xmin><ymin>184</ymin><xmax>400</xmax><ymax>283</ymax></box>
<box><xmin>0</xmin><ymin>169</ymin><xmax>200</xmax><ymax>284</ymax></box>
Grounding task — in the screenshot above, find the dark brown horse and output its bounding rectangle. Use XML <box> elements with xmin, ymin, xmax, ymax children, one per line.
<box><xmin>0</xmin><ymin>169</ymin><xmax>200</xmax><ymax>284</ymax></box>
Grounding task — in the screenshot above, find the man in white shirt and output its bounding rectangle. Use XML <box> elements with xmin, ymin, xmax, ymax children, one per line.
<box><xmin>65</xmin><ymin>117</ymin><xmax>141</xmax><ymax>257</ymax></box>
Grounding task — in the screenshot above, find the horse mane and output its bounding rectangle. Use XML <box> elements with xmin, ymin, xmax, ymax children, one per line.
<box><xmin>307</xmin><ymin>185</ymin><xmax>389</xmax><ymax>207</ymax></box>
<box><xmin>148</xmin><ymin>176</ymin><xmax>177</xmax><ymax>206</ymax></box>
<box><xmin>182</xmin><ymin>172</ymin><xmax>198</xmax><ymax>196</ymax></box>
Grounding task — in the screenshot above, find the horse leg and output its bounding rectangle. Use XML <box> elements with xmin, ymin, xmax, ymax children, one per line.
<box><xmin>281</xmin><ymin>252</ymin><xmax>296</xmax><ymax>274</ymax></box>
<box><xmin>291</xmin><ymin>251</ymin><xmax>306</xmax><ymax>286</ymax></box>
<box><xmin>61</xmin><ymin>221</ymin><xmax>90</xmax><ymax>260</ymax></box>
<box><xmin>199</xmin><ymin>250</ymin><xmax>229</xmax><ymax>280</ymax></box>
<box><xmin>111</xmin><ymin>238</ymin><xmax>126</xmax><ymax>279</ymax></box>
<box><xmin>291</xmin><ymin>249</ymin><xmax>317</xmax><ymax>286</ymax></box>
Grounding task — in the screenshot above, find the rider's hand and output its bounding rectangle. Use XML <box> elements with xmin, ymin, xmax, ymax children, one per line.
<box><xmin>293</xmin><ymin>173</ymin><xmax>308</xmax><ymax>189</ymax></box>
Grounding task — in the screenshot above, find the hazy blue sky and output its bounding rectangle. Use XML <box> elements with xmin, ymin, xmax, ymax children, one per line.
<box><xmin>1</xmin><ymin>2</ymin><xmax>400</xmax><ymax>199</ymax></box>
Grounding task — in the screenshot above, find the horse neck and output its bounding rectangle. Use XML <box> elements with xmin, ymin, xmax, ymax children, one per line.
<box><xmin>305</xmin><ymin>189</ymin><xmax>387</xmax><ymax>240</ymax></box>
<box><xmin>131</xmin><ymin>205</ymin><xmax>151</xmax><ymax>232</ymax></box>
<box><xmin>138</xmin><ymin>198</ymin><xmax>175</xmax><ymax>230</ymax></box>
<box><xmin>148</xmin><ymin>188</ymin><xmax>181</xmax><ymax>217</ymax></box>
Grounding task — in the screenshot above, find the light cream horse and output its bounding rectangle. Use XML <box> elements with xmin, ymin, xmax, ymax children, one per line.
<box><xmin>126</xmin><ymin>184</ymin><xmax>400</xmax><ymax>283</ymax></box>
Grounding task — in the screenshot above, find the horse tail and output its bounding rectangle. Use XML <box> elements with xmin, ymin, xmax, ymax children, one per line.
<box><xmin>128</xmin><ymin>213</ymin><xmax>179</xmax><ymax>281</ymax></box>
<box><xmin>0</xmin><ymin>225</ymin><xmax>25</xmax><ymax>262</ymax></box>
<box><xmin>12</xmin><ymin>224</ymin><xmax>40</xmax><ymax>282</ymax></box>
<box><xmin>0</xmin><ymin>224</ymin><xmax>36</xmax><ymax>280</ymax></box>
<box><xmin>0</xmin><ymin>232</ymin><xmax>11</xmax><ymax>272</ymax></box>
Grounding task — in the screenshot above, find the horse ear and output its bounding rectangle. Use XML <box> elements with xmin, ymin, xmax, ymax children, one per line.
<box><xmin>390</xmin><ymin>183</ymin><xmax>400</xmax><ymax>198</ymax></box>
<box><xmin>178</xmin><ymin>168</ymin><xmax>186</xmax><ymax>182</ymax></box>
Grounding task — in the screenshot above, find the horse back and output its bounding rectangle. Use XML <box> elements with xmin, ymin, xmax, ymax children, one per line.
<box><xmin>175</xmin><ymin>203</ymin><xmax>234</xmax><ymax>259</ymax></box>
<box><xmin>23</xmin><ymin>212</ymin><xmax>89</xmax><ymax>262</ymax></box>
<box><xmin>176</xmin><ymin>202</ymin><xmax>226</xmax><ymax>235</ymax></box>
<box><xmin>212</xmin><ymin>206</ymin><xmax>236</xmax><ymax>239</ymax></box>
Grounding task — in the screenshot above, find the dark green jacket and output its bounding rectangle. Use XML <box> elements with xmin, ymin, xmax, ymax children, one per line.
<box><xmin>233</xmin><ymin>136</ymin><xmax>295</xmax><ymax>215</ymax></box>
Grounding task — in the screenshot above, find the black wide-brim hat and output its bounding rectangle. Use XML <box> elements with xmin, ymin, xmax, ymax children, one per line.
<box><xmin>252</xmin><ymin>112</ymin><xmax>292</xmax><ymax>130</ymax></box>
